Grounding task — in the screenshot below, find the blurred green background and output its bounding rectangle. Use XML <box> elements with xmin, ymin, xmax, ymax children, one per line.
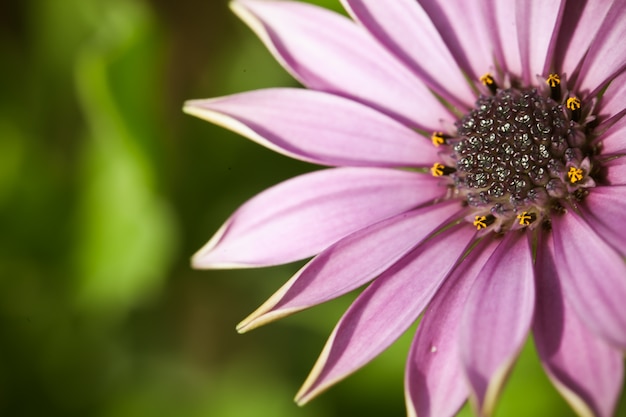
<box><xmin>0</xmin><ymin>0</ymin><xmax>624</xmax><ymax>416</ymax></box>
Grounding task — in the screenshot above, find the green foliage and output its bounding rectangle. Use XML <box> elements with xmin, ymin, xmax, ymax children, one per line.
<box><xmin>0</xmin><ymin>1</ymin><xmax>624</xmax><ymax>417</ymax></box>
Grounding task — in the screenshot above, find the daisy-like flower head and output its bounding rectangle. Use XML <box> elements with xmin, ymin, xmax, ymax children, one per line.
<box><xmin>185</xmin><ymin>1</ymin><xmax>626</xmax><ymax>416</ymax></box>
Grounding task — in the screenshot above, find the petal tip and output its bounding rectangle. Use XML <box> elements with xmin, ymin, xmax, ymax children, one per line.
<box><xmin>293</xmin><ymin>330</ymin><xmax>341</xmax><ymax>406</ymax></box>
<box><xmin>190</xmin><ymin>246</ymin><xmax>255</xmax><ymax>270</ymax></box>
<box><xmin>294</xmin><ymin>374</ymin><xmax>336</xmax><ymax>406</ymax></box>
<box><xmin>470</xmin><ymin>357</ymin><xmax>516</xmax><ymax>417</ymax></box>
<box><xmin>237</xmin><ymin>307</ymin><xmax>303</xmax><ymax>333</ymax></box>
<box><xmin>190</xmin><ymin>239</ymin><xmax>222</xmax><ymax>269</ymax></box>
<box><xmin>294</xmin><ymin>386</ymin><xmax>316</xmax><ymax>406</ymax></box>
<box><xmin>236</xmin><ymin>311</ymin><xmax>267</xmax><ymax>334</ymax></box>
<box><xmin>182</xmin><ymin>101</ymin><xmax>217</xmax><ymax>121</ymax></box>
<box><xmin>235</xmin><ymin>320</ymin><xmax>250</xmax><ymax>334</ymax></box>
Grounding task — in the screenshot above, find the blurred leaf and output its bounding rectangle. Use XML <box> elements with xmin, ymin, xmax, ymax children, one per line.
<box><xmin>73</xmin><ymin>0</ymin><xmax>177</xmax><ymax>315</ymax></box>
<box><xmin>0</xmin><ymin>119</ymin><xmax>25</xmax><ymax>205</ymax></box>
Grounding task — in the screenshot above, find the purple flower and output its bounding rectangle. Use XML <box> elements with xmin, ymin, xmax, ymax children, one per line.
<box><xmin>185</xmin><ymin>1</ymin><xmax>626</xmax><ymax>416</ymax></box>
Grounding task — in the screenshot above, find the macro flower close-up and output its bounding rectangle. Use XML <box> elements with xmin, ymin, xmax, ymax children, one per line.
<box><xmin>185</xmin><ymin>1</ymin><xmax>626</xmax><ymax>416</ymax></box>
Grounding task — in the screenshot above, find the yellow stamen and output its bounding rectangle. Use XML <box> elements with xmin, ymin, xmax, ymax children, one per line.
<box><xmin>566</xmin><ymin>97</ymin><xmax>581</xmax><ymax>111</ymax></box>
<box><xmin>431</xmin><ymin>131</ymin><xmax>445</xmax><ymax>147</ymax></box>
<box><xmin>480</xmin><ymin>73</ymin><xmax>495</xmax><ymax>86</ymax></box>
<box><xmin>480</xmin><ymin>73</ymin><xmax>498</xmax><ymax>94</ymax></box>
<box><xmin>516</xmin><ymin>211</ymin><xmax>536</xmax><ymax>226</ymax></box>
<box><xmin>431</xmin><ymin>163</ymin><xmax>445</xmax><ymax>177</ymax></box>
<box><xmin>568</xmin><ymin>167</ymin><xmax>584</xmax><ymax>183</ymax></box>
<box><xmin>473</xmin><ymin>215</ymin><xmax>488</xmax><ymax>230</ymax></box>
<box><xmin>546</xmin><ymin>73</ymin><xmax>561</xmax><ymax>88</ymax></box>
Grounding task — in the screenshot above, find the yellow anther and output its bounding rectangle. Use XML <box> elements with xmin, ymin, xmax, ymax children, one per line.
<box><xmin>517</xmin><ymin>211</ymin><xmax>536</xmax><ymax>226</ymax></box>
<box><xmin>431</xmin><ymin>132</ymin><xmax>445</xmax><ymax>147</ymax></box>
<box><xmin>480</xmin><ymin>73</ymin><xmax>498</xmax><ymax>94</ymax></box>
<box><xmin>480</xmin><ymin>73</ymin><xmax>495</xmax><ymax>86</ymax></box>
<box><xmin>568</xmin><ymin>167</ymin><xmax>584</xmax><ymax>183</ymax></box>
<box><xmin>567</xmin><ymin>97</ymin><xmax>581</xmax><ymax>111</ymax></box>
<box><xmin>431</xmin><ymin>162</ymin><xmax>445</xmax><ymax>177</ymax></box>
<box><xmin>546</xmin><ymin>73</ymin><xmax>561</xmax><ymax>88</ymax></box>
<box><xmin>473</xmin><ymin>215</ymin><xmax>488</xmax><ymax>230</ymax></box>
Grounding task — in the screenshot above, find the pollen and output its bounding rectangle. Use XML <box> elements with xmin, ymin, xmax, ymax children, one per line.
<box><xmin>546</xmin><ymin>73</ymin><xmax>562</xmax><ymax>101</ymax></box>
<box><xmin>430</xmin><ymin>162</ymin><xmax>446</xmax><ymax>177</ymax></box>
<box><xmin>546</xmin><ymin>73</ymin><xmax>561</xmax><ymax>88</ymax></box>
<box><xmin>516</xmin><ymin>211</ymin><xmax>536</xmax><ymax>226</ymax></box>
<box><xmin>480</xmin><ymin>73</ymin><xmax>498</xmax><ymax>94</ymax></box>
<box><xmin>431</xmin><ymin>163</ymin><xmax>455</xmax><ymax>177</ymax></box>
<box><xmin>480</xmin><ymin>73</ymin><xmax>495</xmax><ymax>85</ymax></box>
<box><xmin>473</xmin><ymin>215</ymin><xmax>494</xmax><ymax>230</ymax></box>
<box><xmin>431</xmin><ymin>131</ymin><xmax>445</xmax><ymax>147</ymax></box>
<box><xmin>431</xmin><ymin>163</ymin><xmax>444</xmax><ymax>177</ymax></box>
<box><xmin>567</xmin><ymin>167</ymin><xmax>584</xmax><ymax>183</ymax></box>
<box><xmin>566</xmin><ymin>97</ymin><xmax>581</xmax><ymax>111</ymax></box>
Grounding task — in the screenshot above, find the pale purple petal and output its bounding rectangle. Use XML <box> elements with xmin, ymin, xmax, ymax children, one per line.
<box><xmin>579</xmin><ymin>186</ymin><xmax>626</xmax><ymax>255</ymax></box>
<box><xmin>597</xmin><ymin>70</ymin><xmax>626</xmax><ymax>126</ymax></box>
<box><xmin>551</xmin><ymin>211</ymin><xmax>626</xmax><ymax>349</ymax></box>
<box><xmin>193</xmin><ymin>168</ymin><xmax>446</xmax><ymax>269</ymax></box>
<box><xmin>238</xmin><ymin>201</ymin><xmax>464</xmax><ymax>332</ymax></box>
<box><xmin>460</xmin><ymin>232</ymin><xmax>535</xmax><ymax>416</ymax></box>
<box><xmin>295</xmin><ymin>225</ymin><xmax>476</xmax><ymax>404</ymax></box>
<box><xmin>184</xmin><ymin>88</ymin><xmax>438</xmax><ymax>168</ymax></box>
<box><xmin>574</xmin><ymin>1</ymin><xmax>626</xmax><ymax>95</ymax></box>
<box><xmin>341</xmin><ymin>0</ymin><xmax>475</xmax><ymax>109</ymax></box>
<box><xmin>604</xmin><ymin>156</ymin><xmax>626</xmax><ymax>185</ymax></box>
<box><xmin>551</xmin><ymin>0</ymin><xmax>613</xmax><ymax>77</ymax></box>
<box><xmin>534</xmin><ymin>234</ymin><xmax>624</xmax><ymax>417</ymax></box>
<box><xmin>514</xmin><ymin>0</ymin><xmax>565</xmax><ymax>83</ymax></box>
<box><xmin>231</xmin><ymin>0</ymin><xmax>454</xmax><ymax>129</ymax></box>
<box><xmin>487</xmin><ymin>0</ymin><xmax>522</xmax><ymax>78</ymax></box>
<box><xmin>417</xmin><ymin>0</ymin><xmax>495</xmax><ymax>81</ymax></box>
<box><xmin>596</xmin><ymin>113</ymin><xmax>626</xmax><ymax>155</ymax></box>
<box><xmin>405</xmin><ymin>238</ymin><xmax>500</xmax><ymax>417</ymax></box>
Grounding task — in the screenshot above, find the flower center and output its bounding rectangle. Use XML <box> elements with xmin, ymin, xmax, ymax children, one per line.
<box><xmin>431</xmin><ymin>74</ymin><xmax>596</xmax><ymax>233</ymax></box>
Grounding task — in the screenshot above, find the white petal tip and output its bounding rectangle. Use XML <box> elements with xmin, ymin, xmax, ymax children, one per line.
<box><xmin>191</xmin><ymin>251</ymin><xmax>261</xmax><ymax>270</ymax></box>
<box><xmin>294</xmin><ymin>382</ymin><xmax>329</xmax><ymax>406</ymax></box>
<box><xmin>237</xmin><ymin>307</ymin><xmax>304</xmax><ymax>333</ymax></box>
<box><xmin>472</xmin><ymin>358</ymin><xmax>516</xmax><ymax>417</ymax></box>
<box><xmin>236</xmin><ymin>314</ymin><xmax>261</xmax><ymax>334</ymax></box>
<box><xmin>182</xmin><ymin>100</ymin><xmax>208</xmax><ymax>115</ymax></box>
<box><xmin>235</xmin><ymin>322</ymin><xmax>250</xmax><ymax>334</ymax></box>
<box><xmin>182</xmin><ymin>101</ymin><xmax>216</xmax><ymax>120</ymax></box>
<box><xmin>190</xmin><ymin>251</ymin><xmax>223</xmax><ymax>270</ymax></box>
<box><xmin>294</xmin><ymin>390</ymin><xmax>313</xmax><ymax>406</ymax></box>
<box><xmin>293</xmin><ymin>336</ymin><xmax>338</xmax><ymax>407</ymax></box>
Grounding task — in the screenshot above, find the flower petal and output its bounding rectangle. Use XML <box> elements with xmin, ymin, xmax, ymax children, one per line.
<box><xmin>295</xmin><ymin>224</ymin><xmax>476</xmax><ymax>404</ymax></box>
<box><xmin>231</xmin><ymin>0</ymin><xmax>454</xmax><ymax>129</ymax></box>
<box><xmin>552</xmin><ymin>0</ymin><xmax>613</xmax><ymax>77</ymax></box>
<box><xmin>596</xmin><ymin>113</ymin><xmax>626</xmax><ymax>155</ymax></box>
<box><xmin>604</xmin><ymin>156</ymin><xmax>626</xmax><ymax>186</ymax></box>
<box><xmin>238</xmin><ymin>200</ymin><xmax>464</xmax><ymax>332</ymax></box>
<box><xmin>193</xmin><ymin>168</ymin><xmax>446</xmax><ymax>269</ymax></box>
<box><xmin>534</xmin><ymin>234</ymin><xmax>624</xmax><ymax>417</ymax></box>
<box><xmin>574</xmin><ymin>1</ymin><xmax>626</xmax><ymax>95</ymax></box>
<box><xmin>596</xmin><ymin>67</ymin><xmax>626</xmax><ymax>124</ymax></box>
<box><xmin>460</xmin><ymin>232</ymin><xmax>535</xmax><ymax>417</ymax></box>
<box><xmin>487</xmin><ymin>0</ymin><xmax>522</xmax><ymax>78</ymax></box>
<box><xmin>579</xmin><ymin>186</ymin><xmax>626</xmax><ymax>255</ymax></box>
<box><xmin>184</xmin><ymin>88</ymin><xmax>438</xmax><ymax>168</ymax></box>
<box><xmin>405</xmin><ymin>238</ymin><xmax>500</xmax><ymax>417</ymax></box>
<box><xmin>341</xmin><ymin>0</ymin><xmax>475</xmax><ymax>109</ymax></box>
<box><xmin>514</xmin><ymin>0</ymin><xmax>565</xmax><ymax>84</ymax></box>
<box><xmin>416</xmin><ymin>0</ymin><xmax>495</xmax><ymax>81</ymax></box>
<box><xmin>551</xmin><ymin>211</ymin><xmax>626</xmax><ymax>349</ymax></box>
